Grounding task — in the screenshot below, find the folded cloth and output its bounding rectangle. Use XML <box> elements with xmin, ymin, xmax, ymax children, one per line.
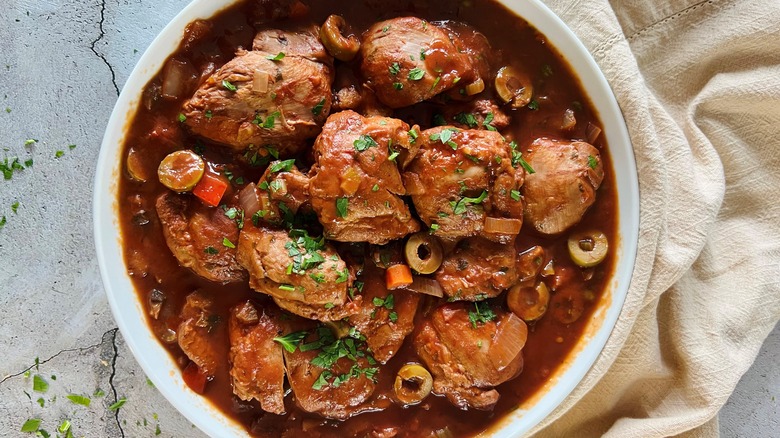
<box><xmin>528</xmin><ymin>0</ymin><xmax>780</xmax><ymax>436</ymax></box>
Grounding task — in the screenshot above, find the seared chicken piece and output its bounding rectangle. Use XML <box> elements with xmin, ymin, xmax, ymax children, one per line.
<box><xmin>435</xmin><ymin>237</ymin><xmax>519</xmax><ymax>301</ymax></box>
<box><xmin>156</xmin><ymin>192</ymin><xmax>247</xmax><ymax>283</ymax></box>
<box><xmin>177</xmin><ymin>291</ymin><xmax>219</xmax><ymax>377</ymax></box>
<box><xmin>283</xmin><ymin>324</ymin><xmax>379</xmax><ymax>419</ymax></box>
<box><xmin>439</xmin><ymin>21</ymin><xmax>493</xmax><ymax>97</ymax></box>
<box><xmin>403</xmin><ymin>126</ymin><xmax>525</xmax><ymax>241</ymax></box>
<box><xmin>182</xmin><ymin>27</ymin><xmax>333</xmax><ymax>154</ymax></box>
<box><xmin>522</xmin><ymin>138</ymin><xmax>604</xmax><ymax>235</ymax></box>
<box><xmin>272</xmin><ymin>296</ymin><xmax>360</xmax><ymax>322</ymax></box>
<box><xmin>236</xmin><ymin>225</ymin><xmax>358</xmax><ymax>320</ymax></box>
<box><xmin>252</xmin><ymin>25</ymin><xmax>332</xmax><ymax>65</ymax></box>
<box><xmin>414</xmin><ymin>303</ymin><xmax>525</xmax><ymax>410</ymax></box>
<box><xmin>348</xmin><ymin>273</ymin><xmax>421</xmax><ymax>364</ymax></box>
<box><xmin>252</xmin><ymin>160</ymin><xmax>311</xmax><ymax>227</ymax></box>
<box><xmin>309</xmin><ymin>110</ymin><xmax>421</xmax><ymax>244</ymax></box>
<box><xmin>228</xmin><ymin>301</ymin><xmax>286</xmax><ymax>414</ymax></box>
<box><xmin>360</xmin><ymin>17</ymin><xmax>477</xmax><ymax>108</ymax></box>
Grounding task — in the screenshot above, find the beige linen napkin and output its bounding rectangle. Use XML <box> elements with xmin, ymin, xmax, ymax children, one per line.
<box><xmin>526</xmin><ymin>0</ymin><xmax>780</xmax><ymax>436</ymax></box>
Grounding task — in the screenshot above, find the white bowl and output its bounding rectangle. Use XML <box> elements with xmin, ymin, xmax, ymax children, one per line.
<box><xmin>94</xmin><ymin>0</ymin><xmax>639</xmax><ymax>436</ymax></box>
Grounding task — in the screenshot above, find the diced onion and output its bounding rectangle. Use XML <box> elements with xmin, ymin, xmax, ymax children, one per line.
<box><xmin>488</xmin><ymin>313</ymin><xmax>527</xmax><ymax>371</ymax></box>
<box><xmin>586</xmin><ymin>122</ymin><xmax>602</xmax><ymax>144</ymax></box>
<box><xmin>404</xmin><ymin>276</ymin><xmax>444</xmax><ymax>298</ymax></box>
<box><xmin>464</xmin><ymin>78</ymin><xmax>485</xmax><ymax>96</ymax></box>
<box><xmin>238</xmin><ymin>183</ymin><xmax>262</xmax><ymax>218</ymax></box>
<box><xmin>253</xmin><ymin>70</ymin><xmax>270</xmax><ymax>93</ymax></box>
<box><xmin>484</xmin><ymin>217</ymin><xmax>522</xmax><ymax>235</ymax></box>
<box><xmin>561</xmin><ymin>108</ymin><xmax>576</xmax><ymax>131</ymax></box>
<box><xmin>161</xmin><ymin>58</ymin><xmax>197</xmax><ymax>100</ymax></box>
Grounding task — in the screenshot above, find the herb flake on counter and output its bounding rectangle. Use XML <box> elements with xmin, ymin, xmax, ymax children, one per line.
<box><xmin>66</xmin><ymin>394</ymin><xmax>91</xmax><ymax>407</ymax></box>
<box><xmin>32</xmin><ymin>375</ymin><xmax>48</xmax><ymax>393</ymax></box>
<box><xmin>20</xmin><ymin>418</ymin><xmax>41</xmax><ymax>433</ymax></box>
<box><xmin>108</xmin><ymin>397</ymin><xmax>127</xmax><ymax>411</ymax></box>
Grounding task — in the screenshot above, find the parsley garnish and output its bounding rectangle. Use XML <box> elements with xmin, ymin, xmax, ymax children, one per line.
<box><xmin>262</xmin><ymin>111</ymin><xmax>281</xmax><ymax>129</ymax></box>
<box><xmin>222</xmin><ymin>80</ymin><xmax>237</xmax><ymax>92</ymax></box>
<box><xmin>454</xmin><ymin>112</ymin><xmax>478</xmax><ymax>128</ymax></box>
<box><xmin>222</xmin><ymin>238</ymin><xmax>236</xmax><ymax>249</ymax></box>
<box><xmin>178</xmin><ymin>113</ymin><xmax>186</xmax><ymax>123</ymax></box>
<box><xmin>372</xmin><ymin>184</ymin><xmax>380</xmax><ymax>192</ymax></box>
<box><xmin>588</xmin><ymin>155</ymin><xmax>599</xmax><ymax>169</ymax></box>
<box><xmin>510</xmin><ymin>190</ymin><xmax>521</xmax><ymax>201</ymax></box>
<box><xmin>389</xmin><ymin>311</ymin><xmax>398</xmax><ymax>323</ymax></box>
<box><xmin>468</xmin><ymin>301</ymin><xmax>496</xmax><ymax>328</ymax></box>
<box><xmin>270</xmin><ymin>159</ymin><xmax>296</xmax><ymax>173</ymax></box>
<box><xmin>429</xmin><ymin>223</ymin><xmax>440</xmax><ymax>234</ymax></box>
<box><xmin>527</xmin><ymin>100</ymin><xmax>539</xmax><ymax>110</ymax></box>
<box><xmin>509</xmin><ymin>141</ymin><xmax>535</xmax><ymax>174</ymax></box>
<box><xmin>373</xmin><ymin>294</ymin><xmax>394</xmax><ymax>310</ymax></box>
<box><xmin>408</xmin><ymin>68</ymin><xmax>425</xmax><ymax>81</ymax></box>
<box><xmin>204</xmin><ymin>246</ymin><xmax>219</xmax><ymax>255</ymax></box>
<box><xmin>273</xmin><ymin>330</ymin><xmax>308</xmax><ymax>353</ymax></box>
<box><xmin>389</xmin><ymin>62</ymin><xmax>401</xmax><ymax>76</ymax></box>
<box><xmin>431</xmin><ymin>76</ymin><xmax>441</xmax><ymax>90</ymax></box>
<box><xmin>205</xmin><ymin>109</ymin><xmax>213</xmax><ymax>119</ymax></box>
<box><xmin>266</xmin><ymin>52</ymin><xmax>286</xmax><ymax>61</ymax></box>
<box><xmin>312</xmin><ymin>98</ymin><xmax>326</xmax><ymax>116</ymax></box>
<box><xmin>335</xmin><ymin>197</ymin><xmax>349</xmax><ymax>218</ymax></box>
<box><xmin>335</xmin><ymin>268</ymin><xmax>349</xmax><ymax>283</ymax></box>
<box><xmin>279</xmin><ymin>284</ymin><xmax>296</xmax><ymax>292</ymax></box>
<box><xmin>387</xmin><ymin>148</ymin><xmax>400</xmax><ymax>161</ymax></box>
<box><xmin>450</xmin><ymin>190</ymin><xmax>488</xmax><ymax>215</ymax></box>
<box><xmin>353</xmin><ymin>134</ymin><xmax>377</xmax><ymax>152</ymax></box>
<box><xmin>541</xmin><ymin>64</ymin><xmax>554</xmax><ymax>77</ymax></box>
<box><xmin>393</xmin><ymin>82</ymin><xmax>404</xmax><ymax>90</ymax></box>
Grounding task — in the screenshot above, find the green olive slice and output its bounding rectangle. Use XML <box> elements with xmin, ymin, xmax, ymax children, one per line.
<box><xmin>404</xmin><ymin>232</ymin><xmax>443</xmax><ymax>274</ymax></box>
<box><xmin>495</xmin><ymin>66</ymin><xmax>533</xmax><ymax>108</ymax></box>
<box><xmin>158</xmin><ymin>150</ymin><xmax>205</xmax><ymax>192</ymax></box>
<box><xmin>394</xmin><ymin>363</ymin><xmax>433</xmax><ymax>405</ymax></box>
<box><xmin>507</xmin><ymin>281</ymin><xmax>550</xmax><ymax>322</ymax></box>
<box><xmin>320</xmin><ymin>15</ymin><xmax>360</xmax><ymax>62</ymax></box>
<box><xmin>567</xmin><ymin>230</ymin><xmax>608</xmax><ymax>267</ymax></box>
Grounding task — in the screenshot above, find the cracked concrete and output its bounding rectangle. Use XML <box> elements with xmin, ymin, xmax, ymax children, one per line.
<box><xmin>0</xmin><ymin>0</ymin><xmax>776</xmax><ymax>437</ymax></box>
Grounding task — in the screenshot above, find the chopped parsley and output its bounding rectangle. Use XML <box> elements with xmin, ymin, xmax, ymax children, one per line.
<box><xmin>468</xmin><ymin>301</ymin><xmax>496</xmax><ymax>328</ymax></box>
<box><xmin>541</xmin><ymin>64</ymin><xmax>554</xmax><ymax>77</ymax></box>
<box><xmin>204</xmin><ymin>246</ymin><xmax>219</xmax><ymax>255</ymax></box>
<box><xmin>483</xmin><ymin>112</ymin><xmax>497</xmax><ymax>131</ymax></box>
<box><xmin>510</xmin><ymin>190</ymin><xmax>521</xmax><ymax>201</ymax></box>
<box><xmin>336</xmin><ymin>197</ymin><xmax>349</xmax><ymax>218</ymax></box>
<box><xmin>335</xmin><ymin>268</ymin><xmax>349</xmax><ymax>283</ymax></box>
<box><xmin>372</xmin><ymin>184</ymin><xmax>380</xmax><ymax>192</ymax></box>
<box><xmin>222</xmin><ymin>237</ymin><xmax>236</xmax><ymax>249</ymax></box>
<box><xmin>353</xmin><ymin>134</ymin><xmax>378</xmax><ymax>152</ymax></box>
<box><xmin>408</xmin><ymin>68</ymin><xmax>425</xmax><ymax>81</ymax></box>
<box><xmin>270</xmin><ymin>159</ymin><xmax>296</xmax><ymax>173</ymax></box>
<box><xmin>387</xmin><ymin>148</ymin><xmax>400</xmax><ymax>162</ymax></box>
<box><xmin>527</xmin><ymin>99</ymin><xmax>539</xmax><ymax>110</ymax></box>
<box><xmin>372</xmin><ymin>294</ymin><xmax>395</xmax><ymax>310</ymax></box>
<box><xmin>454</xmin><ymin>112</ymin><xmax>478</xmax><ymax>128</ymax></box>
<box><xmin>408</xmin><ymin>129</ymin><xmax>418</xmax><ymax>142</ymax></box>
<box><xmin>389</xmin><ymin>311</ymin><xmax>398</xmax><ymax>323</ymax></box>
<box><xmin>222</xmin><ymin>80</ymin><xmax>237</xmax><ymax>92</ymax></box>
<box><xmin>284</xmin><ymin>229</ymin><xmax>327</xmax><ymax>274</ymax></box>
<box><xmin>509</xmin><ymin>141</ymin><xmax>535</xmax><ymax>174</ymax></box>
<box><xmin>279</xmin><ymin>284</ymin><xmax>296</xmax><ymax>292</ymax></box>
<box><xmin>273</xmin><ymin>330</ymin><xmax>308</xmax><ymax>353</ymax></box>
<box><xmin>177</xmin><ymin>113</ymin><xmax>186</xmax><ymax>123</ymax></box>
<box><xmin>393</xmin><ymin>82</ymin><xmax>404</xmax><ymax>90</ymax></box>
<box><xmin>223</xmin><ymin>206</ymin><xmax>245</xmax><ymax>229</ymax></box>
<box><xmin>431</xmin><ymin>76</ymin><xmax>441</xmax><ymax>90</ymax></box>
<box><xmin>450</xmin><ymin>190</ymin><xmax>488</xmax><ymax>215</ymax></box>
<box><xmin>429</xmin><ymin>128</ymin><xmax>459</xmax><ymax>149</ymax></box>
<box><xmin>310</xmin><ymin>272</ymin><xmax>326</xmax><ymax>283</ymax></box>
<box><xmin>66</xmin><ymin>394</ymin><xmax>91</xmax><ymax>407</ymax></box>
<box><xmin>311</xmin><ymin>98</ymin><xmax>326</xmax><ymax>116</ymax></box>
<box><xmin>420</xmin><ymin>48</ymin><xmax>427</xmax><ymax>60</ymax></box>
<box><xmin>302</xmin><ymin>326</ymin><xmax>378</xmax><ymax>391</ymax></box>
<box><xmin>205</xmin><ymin>109</ymin><xmax>213</xmax><ymax>119</ymax></box>
<box><xmin>262</xmin><ymin>111</ymin><xmax>281</xmax><ymax>129</ymax></box>
<box><xmin>429</xmin><ymin>223</ymin><xmax>440</xmax><ymax>234</ymax></box>
<box><xmin>588</xmin><ymin>155</ymin><xmax>599</xmax><ymax>169</ymax></box>
<box><xmin>389</xmin><ymin>62</ymin><xmax>401</xmax><ymax>76</ymax></box>
<box><xmin>266</xmin><ymin>52</ymin><xmax>286</xmax><ymax>61</ymax></box>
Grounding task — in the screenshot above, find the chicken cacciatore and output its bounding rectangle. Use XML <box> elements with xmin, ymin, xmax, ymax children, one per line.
<box><xmin>119</xmin><ymin>0</ymin><xmax>618</xmax><ymax>436</ymax></box>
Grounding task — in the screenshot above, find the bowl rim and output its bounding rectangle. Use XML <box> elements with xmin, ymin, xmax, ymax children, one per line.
<box><xmin>93</xmin><ymin>0</ymin><xmax>639</xmax><ymax>436</ymax></box>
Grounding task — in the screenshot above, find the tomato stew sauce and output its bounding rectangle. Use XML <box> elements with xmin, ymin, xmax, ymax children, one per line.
<box><xmin>118</xmin><ymin>0</ymin><xmax>617</xmax><ymax>436</ymax></box>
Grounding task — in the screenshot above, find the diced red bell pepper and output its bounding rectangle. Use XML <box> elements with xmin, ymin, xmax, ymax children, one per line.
<box><xmin>192</xmin><ymin>172</ymin><xmax>228</xmax><ymax>207</ymax></box>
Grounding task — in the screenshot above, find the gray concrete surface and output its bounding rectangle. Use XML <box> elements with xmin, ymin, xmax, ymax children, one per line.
<box><xmin>0</xmin><ymin>1</ymin><xmax>776</xmax><ymax>437</ymax></box>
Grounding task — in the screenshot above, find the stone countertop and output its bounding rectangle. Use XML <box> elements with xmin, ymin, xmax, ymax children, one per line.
<box><xmin>0</xmin><ymin>1</ymin><xmax>776</xmax><ymax>437</ymax></box>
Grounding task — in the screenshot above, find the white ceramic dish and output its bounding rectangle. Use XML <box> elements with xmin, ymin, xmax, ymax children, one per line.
<box><xmin>94</xmin><ymin>0</ymin><xmax>639</xmax><ymax>436</ymax></box>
